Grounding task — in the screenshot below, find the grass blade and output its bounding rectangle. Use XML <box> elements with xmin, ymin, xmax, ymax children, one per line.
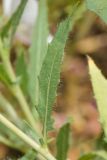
<box><xmin>56</xmin><ymin>123</ymin><xmax>70</xmax><ymax>160</ymax></box>
<box><xmin>29</xmin><ymin>0</ymin><xmax>48</xmax><ymax>106</ymax></box>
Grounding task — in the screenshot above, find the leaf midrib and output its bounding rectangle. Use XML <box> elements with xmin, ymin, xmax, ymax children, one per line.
<box><xmin>43</xmin><ymin>46</ymin><xmax>59</xmax><ymax>138</ymax></box>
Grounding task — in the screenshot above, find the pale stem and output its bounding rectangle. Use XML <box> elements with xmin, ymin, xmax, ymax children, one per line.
<box><xmin>0</xmin><ymin>93</ymin><xmax>20</xmax><ymax>124</ymax></box>
<box><xmin>0</xmin><ymin>40</ymin><xmax>38</xmax><ymax>131</ymax></box>
<box><xmin>0</xmin><ymin>114</ymin><xmax>56</xmax><ymax>160</ymax></box>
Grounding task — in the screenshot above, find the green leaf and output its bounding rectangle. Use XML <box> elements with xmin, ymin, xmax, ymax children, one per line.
<box><xmin>0</xmin><ymin>63</ymin><xmax>11</xmax><ymax>85</ymax></box>
<box><xmin>89</xmin><ymin>59</ymin><xmax>107</xmax><ymax>139</ymax></box>
<box><xmin>19</xmin><ymin>150</ymin><xmax>36</xmax><ymax>160</ymax></box>
<box><xmin>56</xmin><ymin>123</ymin><xmax>70</xmax><ymax>160</ymax></box>
<box><xmin>16</xmin><ymin>52</ymin><xmax>28</xmax><ymax>94</ymax></box>
<box><xmin>1</xmin><ymin>0</ymin><xmax>27</xmax><ymax>38</ymax></box>
<box><xmin>38</xmin><ymin>5</ymin><xmax>79</xmax><ymax>137</ymax></box>
<box><xmin>79</xmin><ymin>151</ymin><xmax>107</xmax><ymax>160</ymax></box>
<box><xmin>86</xmin><ymin>0</ymin><xmax>107</xmax><ymax>23</ymax></box>
<box><xmin>38</xmin><ymin>16</ymin><xmax>70</xmax><ymax>137</ymax></box>
<box><xmin>29</xmin><ymin>0</ymin><xmax>48</xmax><ymax>106</ymax></box>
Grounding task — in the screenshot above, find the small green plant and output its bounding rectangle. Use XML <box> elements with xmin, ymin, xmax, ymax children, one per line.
<box><xmin>0</xmin><ymin>0</ymin><xmax>107</xmax><ymax>159</ymax></box>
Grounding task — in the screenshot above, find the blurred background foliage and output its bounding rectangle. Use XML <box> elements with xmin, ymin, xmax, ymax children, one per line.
<box><xmin>0</xmin><ymin>0</ymin><xmax>107</xmax><ymax>159</ymax></box>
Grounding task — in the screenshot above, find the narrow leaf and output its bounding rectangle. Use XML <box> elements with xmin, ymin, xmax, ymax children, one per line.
<box><xmin>16</xmin><ymin>52</ymin><xmax>28</xmax><ymax>94</ymax></box>
<box><xmin>1</xmin><ymin>0</ymin><xmax>28</xmax><ymax>38</ymax></box>
<box><xmin>0</xmin><ymin>63</ymin><xmax>11</xmax><ymax>85</ymax></box>
<box><xmin>86</xmin><ymin>0</ymin><xmax>107</xmax><ymax>23</ymax></box>
<box><xmin>56</xmin><ymin>123</ymin><xmax>70</xmax><ymax>160</ymax></box>
<box><xmin>38</xmin><ymin>14</ymin><xmax>72</xmax><ymax>137</ymax></box>
<box><xmin>89</xmin><ymin>59</ymin><xmax>107</xmax><ymax>138</ymax></box>
<box><xmin>29</xmin><ymin>0</ymin><xmax>48</xmax><ymax>106</ymax></box>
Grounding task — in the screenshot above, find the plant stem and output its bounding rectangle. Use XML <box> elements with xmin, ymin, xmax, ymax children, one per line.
<box><xmin>0</xmin><ymin>135</ymin><xmax>14</xmax><ymax>147</ymax></box>
<box><xmin>0</xmin><ymin>135</ymin><xmax>26</xmax><ymax>153</ymax></box>
<box><xmin>0</xmin><ymin>93</ymin><xmax>20</xmax><ymax>124</ymax></box>
<box><xmin>0</xmin><ymin>40</ymin><xmax>37</xmax><ymax>131</ymax></box>
<box><xmin>0</xmin><ymin>114</ymin><xmax>56</xmax><ymax>160</ymax></box>
<box><xmin>4</xmin><ymin>59</ymin><xmax>36</xmax><ymax>129</ymax></box>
